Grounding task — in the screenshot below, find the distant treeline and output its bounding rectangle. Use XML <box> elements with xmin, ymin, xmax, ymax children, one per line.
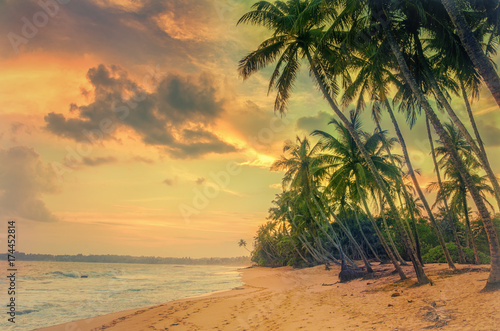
<box><xmin>1</xmin><ymin>252</ymin><xmax>251</xmax><ymax>265</ymax></box>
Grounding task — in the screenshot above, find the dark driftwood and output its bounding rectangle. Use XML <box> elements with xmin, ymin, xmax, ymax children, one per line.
<box><xmin>338</xmin><ymin>261</ymin><xmax>368</xmax><ymax>282</ymax></box>
<box><xmin>339</xmin><ymin>268</ymin><xmax>366</xmax><ymax>282</ymax></box>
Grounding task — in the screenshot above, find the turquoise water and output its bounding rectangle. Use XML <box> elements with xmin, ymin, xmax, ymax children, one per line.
<box><xmin>0</xmin><ymin>261</ymin><xmax>243</xmax><ymax>330</ymax></box>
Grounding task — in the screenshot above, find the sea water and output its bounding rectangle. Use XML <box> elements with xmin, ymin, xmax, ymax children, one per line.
<box><xmin>0</xmin><ymin>261</ymin><xmax>244</xmax><ymax>331</ymax></box>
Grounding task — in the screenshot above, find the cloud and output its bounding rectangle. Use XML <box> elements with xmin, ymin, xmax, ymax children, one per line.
<box><xmin>195</xmin><ymin>177</ymin><xmax>206</xmax><ymax>185</ymax></box>
<box><xmin>131</xmin><ymin>156</ymin><xmax>155</xmax><ymax>164</ymax></box>
<box><xmin>0</xmin><ymin>0</ymin><xmax>234</xmax><ymax>70</ymax></box>
<box><xmin>82</xmin><ymin>156</ymin><xmax>117</xmax><ymax>166</ymax></box>
<box><xmin>10</xmin><ymin>122</ymin><xmax>24</xmax><ymax>134</ymax></box>
<box><xmin>0</xmin><ymin>146</ymin><xmax>60</xmax><ymax>222</ymax></box>
<box><xmin>44</xmin><ymin>64</ymin><xmax>237</xmax><ymax>158</ymax></box>
<box><xmin>2</xmin><ymin>0</ymin><xmax>173</xmax><ymax>59</ymax></box>
<box><xmin>296</xmin><ymin>111</ymin><xmax>332</xmax><ymax>134</ymax></box>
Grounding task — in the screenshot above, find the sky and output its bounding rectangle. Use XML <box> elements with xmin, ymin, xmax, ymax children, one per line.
<box><xmin>0</xmin><ymin>0</ymin><xmax>499</xmax><ymax>258</ymax></box>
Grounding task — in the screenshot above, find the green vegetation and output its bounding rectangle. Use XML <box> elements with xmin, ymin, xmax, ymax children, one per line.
<box><xmin>238</xmin><ymin>0</ymin><xmax>500</xmax><ymax>290</ymax></box>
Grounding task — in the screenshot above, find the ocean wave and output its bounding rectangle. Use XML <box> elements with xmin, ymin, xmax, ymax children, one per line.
<box><xmin>45</xmin><ymin>271</ymin><xmax>80</xmax><ymax>278</ymax></box>
<box><xmin>33</xmin><ymin>302</ymin><xmax>61</xmax><ymax>311</ymax></box>
<box><xmin>17</xmin><ymin>309</ymin><xmax>39</xmax><ymax>315</ymax></box>
<box><xmin>43</xmin><ymin>270</ymin><xmax>123</xmax><ymax>279</ymax></box>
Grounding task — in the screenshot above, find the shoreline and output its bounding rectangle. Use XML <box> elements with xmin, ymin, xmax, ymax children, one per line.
<box><xmin>36</xmin><ymin>263</ymin><xmax>499</xmax><ymax>330</ymax></box>
<box><xmin>33</xmin><ymin>266</ymin><xmax>248</xmax><ymax>331</ymax></box>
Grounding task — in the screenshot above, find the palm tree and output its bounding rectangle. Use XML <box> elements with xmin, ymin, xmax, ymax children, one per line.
<box><xmin>238</xmin><ymin>239</ymin><xmax>251</xmax><ymax>253</ymax></box>
<box><xmin>370</xmin><ymin>0</ymin><xmax>500</xmax><ymax>290</ymax></box>
<box><xmin>238</xmin><ymin>0</ymin><xmax>429</xmax><ymax>284</ymax></box>
<box><xmin>426</xmin><ymin>116</ymin><xmax>467</xmax><ymax>264</ymax></box>
<box><xmin>313</xmin><ymin>111</ymin><xmax>407</xmax><ymax>279</ymax></box>
<box><xmin>401</xmin><ymin>0</ymin><xmax>500</xmax><ymax>212</ymax></box>
<box><xmin>431</xmin><ymin>122</ymin><xmax>494</xmax><ymax>264</ymax></box>
<box><xmin>272</xmin><ymin>136</ymin><xmax>370</xmax><ymax>270</ymax></box>
<box><xmin>268</xmin><ymin>192</ymin><xmax>311</xmax><ymax>265</ymax></box>
<box><xmin>440</xmin><ymin>0</ymin><xmax>500</xmax><ymax>109</ymax></box>
<box><xmin>341</xmin><ymin>35</ymin><xmax>455</xmax><ymax>269</ymax></box>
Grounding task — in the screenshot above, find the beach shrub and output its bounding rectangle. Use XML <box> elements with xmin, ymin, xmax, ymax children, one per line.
<box><xmin>422</xmin><ymin>243</ymin><xmax>490</xmax><ymax>264</ymax></box>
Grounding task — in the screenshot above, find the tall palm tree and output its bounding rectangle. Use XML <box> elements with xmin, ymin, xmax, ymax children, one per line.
<box><xmin>313</xmin><ymin>111</ymin><xmax>407</xmax><ymax>279</ymax></box>
<box><xmin>402</xmin><ymin>0</ymin><xmax>500</xmax><ymax>212</ymax></box>
<box><xmin>268</xmin><ymin>192</ymin><xmax>311</xmax><ymax>264</ymax></box>
<box><xmin>272</xmin><ymin>136</ymin><xmax>371</xmax><ymax>271</ymax></box>
<box><xmin>431</xmin><ymin>122</ymin><xmax>494</xmax><ymax>264</ymax></box>
<box><xmin>370</xmin><ymin>0</ymin><xmax>500</xmax><ymax>290</ymax></box>
<box><xmin>426</xmin><ymin>116</ymin><xmax>467</xmax><ymax>264</ymax></box>
<box><xmin>238</xmin><ymin>0</ymin><xmax>429</xmax><ymax>284</ymax></box>
<box><xmin>341</xmin><ymin>36</ymin><xmax>455</xmax><ymax>269</ymax></box>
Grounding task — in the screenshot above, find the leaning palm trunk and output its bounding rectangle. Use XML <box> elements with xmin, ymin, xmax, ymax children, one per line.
<box><xmin>386</xmin><ymin>28</ymin><xmax>500</xmax><ymax>290</ymax></box>
<box><xmin>375</xmin><ymin>116</ymin><xmax>419</xmax><ymax>254</ymax></box>
<box><xmin>441</xmin><ymin>0</ymin><xmax>500</xmax><ymax>110</ymax></box>
<box><xmin>305</xmin><ymin>199</ymin><xmax>360</xmax><ymax>269</ymax></box>
<box><xmin>301</xmin><ymin>234</ymin><xmax>327</xmax><ymax>263</ymax></box>
<box><xmin>305</xmin><ymin>202</ymin><xmax>344</xmax><ymax>255</ymax></box>
<box><xmin>354</xmin><ymin>208</ymin><xmax>383</xmax><ymax>262</ymax></box>
<box><xmin>356</xmin><ymin>181</ymin><xmax>407</xmax><ymax>280</ymax></box>
<box><xmin>426</xmin><ymin>116</ymin><xmax>467</xmax><ymax>264</ymax></box>
<box><xmin>460</xmin><ymin>80</ymin><xmax>487</xmax><ymax>157</ymax></box>
<box><xmin>385</xmin><ymin>100</ymin><xmax>456</xmax><ymax>269</ymax></box>
<box><xmin>413</xmin><ymin>32</ymin><xmax>500</xmax><ymax>211</ymax></box>
<box><xmin>379</xmin><ymin>197</ymin><xmax>408</xmax><ymax>266</ymax></box>
<box><xmin>310</xmin><ymin>195</ymin><xmax>372</xmax><ymax>272</ymax></box>
<box><xmin>305</xmin><ymin>50</ymin><xmax>427</xmax><ymax>284</ymax></box>
<box><xmin>313</xmin><ymin>234</ymin><xmax>338</xmax><ymax>263</ymax></box>
<box><xmin>461</xmin><ymin>188</ymin><xmax>481</xmax><ymax>264</ymax></box>
<box><xmin>288</xmin><ymin>208</ymin><xmax>325</xmax><ymax>263</ymax></box>
<box><xmin>421</xmin><ymin>62</ymin><xmax>500</xmax><ymax>212</ymax></box>
<box><xmin>288</xmin><ymin>207</ymin><xmax>341</xmax><ymax>265</ymax></box>
<box><xmin>284</xmin><ymin>226</ymin><xmax>310</xmax><ymax>264</ymax></box>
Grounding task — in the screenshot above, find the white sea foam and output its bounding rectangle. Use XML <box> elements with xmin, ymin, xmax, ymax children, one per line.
<box><xmin>0</xmin><ymin>261</ymin><xmax>243</xmax><ymax>331</ymax></box>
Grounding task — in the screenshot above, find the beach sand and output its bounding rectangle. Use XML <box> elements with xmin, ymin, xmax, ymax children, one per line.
<box><xmin>37</xmin><ymin>262</ymin><xmax>500</xmax><ymax>330</ymax></box>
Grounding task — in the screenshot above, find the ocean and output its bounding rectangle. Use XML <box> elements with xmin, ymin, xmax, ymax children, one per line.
<box><xmin>0</xmin><ymin>261</ymin><xmax>244</xmax><ymax>331</ymax></box>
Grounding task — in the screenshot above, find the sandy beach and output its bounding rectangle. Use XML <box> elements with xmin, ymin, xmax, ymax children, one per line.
<box><xmin>37</xmin><ymin>263</ymin><xmax>499</xmax><ymax>330</ymax></box>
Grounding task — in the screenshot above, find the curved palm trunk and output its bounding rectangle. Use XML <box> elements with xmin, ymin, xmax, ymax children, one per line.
<box><xmin>305</xmin><ymin>50</ymin><xmax>427</xmax><ymax>284</ymax></box>
<box><xmin>441</xmin><ymin>0</ymin><xmax>500</xmax><ymax>109</ymax></box>
<box><xmin>302</xmin><ymin>234</ymin><xmax>326</xmax><ymax>263</ymax></box>
<box><xmin>385</xmin><ymin>100</ymin><xmax>456</xmax><ymax>269</ymax></box>
<box><xmin>305</xmin><ymin>199</ymin><xmax>361</xmax><ymax>269</ymax></box>
<box><xmin>288</xmin><ymin>208</ymin><xmax>324</xmax><ymax>264</ymax></box>
<box><xmin>460</xmin><ymin>79</ymin><xmax>490</xmax><ymax>177</ymax></box>
<box><xmin>310</xmin><ymin>195</ymin><xmax>372</xmax><ymax>272</ymax></box>
<box><xmin>259</xmin><ymin>240</ymin><xmax>277</xmax><ymax>264</ymax></box>
<box><xmin>425</xmin><ymin>67</ymin><xmax>500</xmax><ymax>212</ymax></box>
<box><xmin>284</xmin><ymin>226</ymin><xmax>310</xmax><ymax>264</ymax></box>
<box><xmin>426</xmin><ymin>116</ymin><xmax>467</xmax><ymax>264</ymax></box>
<box><xmin>375</xmin><ymin>118</ymin><xmax>419</xmax><ymax>254</ymax></box>
<box><xmin>461</xmin><ymin>186</ymin><xmax>481</xmax><ymax>264</ymax></box>
<box><xmin>395</xmin><ymin>188</ymin><xmax>421</xmax><ymax>261</ymax></box>
<box><xmin>354</xmin><ymin>208</ymin><xmax>383</xmax><ymax>262</ymax></box>
<box><xmin>379</xmin><ymin>198</ymin><xmax>408</xmax><ymax>266</ymax></box>
<box><xmin>356</xmin><ymin>181</ymin><xmax>407</xmax><ymax>280</ymax></box>
<box><xmin>386</xmin><ymin>27</ymin><xmax>500</xmax><ymax>290</ymax></box>
<box><xmin>414</xmin><ymin>34</ymin><xmax>500</xmax><ymax>212</ymax></box>
<box><xmin>288</xmin><ymin>207</ymin><xmax>341</xmax><ymax>265</ymax></box>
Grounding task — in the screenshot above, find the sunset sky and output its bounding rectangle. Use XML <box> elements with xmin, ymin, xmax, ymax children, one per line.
<box><xmin>1</xmin><ymin>0</ymin><xmax>499</xmax><ymax>258</ymax></box>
